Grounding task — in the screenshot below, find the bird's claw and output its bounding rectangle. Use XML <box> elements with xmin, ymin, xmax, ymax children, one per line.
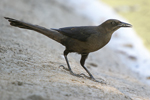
<box><xmin>79</xmin><ymin>73</ymin><xmax>106</xmax><ymax>84</ymax></box>
<box><xmin>59</xmin><ymin>65</ymin><xmax>83</xmax><ymax>78</ymax></box>
<box><xmin>59</xmin><ymin>65</ymin><xmax>106</xmax><ymax>84</ymax></box>
<box><xmin>90</xmin><ymin>77</ymin><xmax>106</xmax><ymax>84</ymax></box>
<box><xmin>70</xmin><ymin>72</ymin><xmax>84</xmax><ymax>78</ymax></box>
<box><xmin>59</xmin><ymin>65</ymin><xmax>69</xmax><ymax>71</ymax></box>
<box><xmin>80</xmin><ymin>73</ymin><xmax>89</xmax><ymax>78</ymax></box>
<box><xmin>80</xmin><ymin>74</ymin><xmax>106</xmax><ymax>84</ymax></box>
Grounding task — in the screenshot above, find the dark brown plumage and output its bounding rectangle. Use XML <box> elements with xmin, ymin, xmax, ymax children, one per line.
<box><xmin>4</xmin><ymin>17</ymin><xmax>132</xmax><ymax>83</ymax></box>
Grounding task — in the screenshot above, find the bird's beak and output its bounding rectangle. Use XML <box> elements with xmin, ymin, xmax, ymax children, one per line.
<box><xmin>118</xmin><ymin>22</ymin><xmax>132</xmax><ymax>27</ymax></box>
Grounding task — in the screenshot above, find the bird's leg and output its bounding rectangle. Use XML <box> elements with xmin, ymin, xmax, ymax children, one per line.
<box><xmin>80</xmin><ymin>54</ymin><xmax>104</xmax><ymax>83</ymax></box>
<box><xmin>60</xmin><ymin>50</ymin><xmax>83</xmax><ymax>77</ymax></box>
<box><xmin>80</xmin><ymin>54</ymin><xmax>94</xmax><ymax>78</ymax></box>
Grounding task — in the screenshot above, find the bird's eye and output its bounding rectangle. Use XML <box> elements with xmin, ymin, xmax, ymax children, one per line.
<box><xmin>111</xmin><ymin>21</ymin><xmax>116</xmax><ymax>25</ymax></box>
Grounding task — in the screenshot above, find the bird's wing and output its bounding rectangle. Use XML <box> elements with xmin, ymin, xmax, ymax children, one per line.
<box><xmin>51</xmin><ymin>26</ymin><xmax>97</xmax><ymax>42</ymax></box>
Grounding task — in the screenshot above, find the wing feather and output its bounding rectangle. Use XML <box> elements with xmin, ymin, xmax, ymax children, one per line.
<box><xmin>51</xmin><ymin>26</ymin><xmax>97</xmax><ymax>42</ymax></box>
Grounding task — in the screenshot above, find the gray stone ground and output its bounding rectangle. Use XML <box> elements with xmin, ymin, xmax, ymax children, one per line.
<box><xmin>0</xmin><ymin>0</ymin><xmax>150</xmax><ymax>100</ymax></box>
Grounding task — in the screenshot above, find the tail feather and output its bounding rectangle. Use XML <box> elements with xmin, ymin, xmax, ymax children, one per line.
<box><xmin>4</xmin><ymin>17</ymin><xmax>32</xmax><ymax>30</ymax></box>
<box><xmin>4</xmin><ymin>17</ymin><xmax>65</xmax><ymax>44</ymax></box>
<box><xmin>4</xmin><ymin>17</ymin><xmax>47</xmax><ymax>31</ymax></box>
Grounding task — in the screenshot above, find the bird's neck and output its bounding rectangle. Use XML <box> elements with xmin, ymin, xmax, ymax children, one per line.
<box><xmin>98</xmin><ymin>25</ymin><xmax>114</xmax><ymax>36</ymax></box>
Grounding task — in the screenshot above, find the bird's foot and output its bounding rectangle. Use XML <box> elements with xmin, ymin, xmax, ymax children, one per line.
<box><xmin>70</xmin><ymin>71</ymin><xmax>84</xmax><ymax>78</ymax></box>
<box><xmin>59</xmin><ymin>65</ymin><xmax>83</xmax><ymax>78</ymax></box>
<box><xmin>59</xmin><ymin>65</ymin><xmax>106</xmax><ymax>84</ymax></box>
<box><xmin>90</xmin><ymin>77</ymin><xmax>106</xmax><ymax>84</ymax></box>
<box><xmin>59</xmin><ymin>65</ymin><xmax>69</xmax><ymax>71</ymax></box>
<box><xmin>80</xmin><ymin>73</ymin><xmax>106</xmax><ymax>84</ymax></box>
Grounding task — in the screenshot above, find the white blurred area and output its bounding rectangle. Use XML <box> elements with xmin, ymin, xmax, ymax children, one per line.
<box><xmin>57</xmin><ymin>0</ymin><xmax>150</xmax><ymax>84</ymax></box>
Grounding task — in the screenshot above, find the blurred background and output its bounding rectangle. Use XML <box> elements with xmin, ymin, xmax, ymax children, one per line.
<box><xmin>102</xmin><ymin>0</ymin><xmax>150</xmax><ymax>50</ymax></box>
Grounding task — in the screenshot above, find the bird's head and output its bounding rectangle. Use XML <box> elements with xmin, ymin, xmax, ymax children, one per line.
<box><xmin>100</xmin><ymin>19</ymin><xmax>132</xmax><ymax>33</ymax></box>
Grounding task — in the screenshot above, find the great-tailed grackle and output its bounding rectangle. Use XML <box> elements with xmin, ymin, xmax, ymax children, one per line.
<box><xmin>4</xmin><ymin>17</ymin><xmax>132</xmax><ymax>83</ymax></box>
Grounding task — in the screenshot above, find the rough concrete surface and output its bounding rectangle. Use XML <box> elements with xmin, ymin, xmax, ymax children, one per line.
<box><xmin>0</xmin><ymin>0</ymin><xmax>150</xmax><ymax>100</ymax></box>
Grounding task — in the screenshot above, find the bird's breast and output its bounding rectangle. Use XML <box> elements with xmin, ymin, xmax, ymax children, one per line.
<box><xmin>86</xmin><ymin>33</ymin><xmax>112</xmax><ymax>52</ymax></box>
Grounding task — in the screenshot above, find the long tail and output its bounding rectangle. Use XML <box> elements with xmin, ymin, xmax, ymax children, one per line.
<box><xmin>4</xmin><ymin>17</ymin><xmax>65</xmax><ymax>44</ymax></box>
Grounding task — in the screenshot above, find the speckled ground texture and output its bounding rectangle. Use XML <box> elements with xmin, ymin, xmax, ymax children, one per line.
<box><xmin>0</xmin><ymin>0</ymin><xmax>150</xmax><ymax>100</ymax></box>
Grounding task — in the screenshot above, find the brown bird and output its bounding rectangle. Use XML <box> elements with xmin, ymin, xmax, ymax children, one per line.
<box><xmin>4</xmin><ymin>17</ymin><xmax>132</xmax><ymax>83</ymax></box>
